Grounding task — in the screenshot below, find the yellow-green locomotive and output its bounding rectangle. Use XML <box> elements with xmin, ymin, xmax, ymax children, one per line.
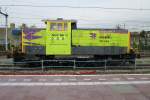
<box><xmin>14</xmin><ymin>18</ymin><xmax>135</xmax><ymax>66</ymax></box>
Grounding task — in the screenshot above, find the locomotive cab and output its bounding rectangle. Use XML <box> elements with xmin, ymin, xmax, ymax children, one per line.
<box><xmin>43</xmin><ymin>18</ymin><xmax>76</xmax><ymax>55</ymax></box>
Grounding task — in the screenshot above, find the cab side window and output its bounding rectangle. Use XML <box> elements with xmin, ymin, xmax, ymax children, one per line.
<box><xmin>50</xmin><ymin>23</ymin><xmax>68</xmax><ymax>31</ymax></box>
<box><xmin>64</xmin><ymin>23</ymin><xmax>68</xmax><ymax>31</ymax></box>
<box><xmin>50</xmin><ymin>23</ymin><xmax>57</xmax><ymax>31</ymax></box>
<box><xmin>58</xmin><ymin>23</ymin><xmax>63</xmax><ymax>31</ymax></box>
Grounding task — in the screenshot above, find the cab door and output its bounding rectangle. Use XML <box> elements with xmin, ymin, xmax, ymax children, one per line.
<box><xmin>46</xmin><ymin>21</ymin><xmax>71</xmax><ymax>55</ymax></box>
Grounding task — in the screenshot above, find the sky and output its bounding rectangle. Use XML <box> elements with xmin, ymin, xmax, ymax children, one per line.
<box><xmin>0</xmin><ymin>0</ymin><xmax>150</xmax><ymax>31</ymax></box>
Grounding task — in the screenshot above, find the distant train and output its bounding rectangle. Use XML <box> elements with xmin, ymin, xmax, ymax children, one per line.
<box><xmin>13</xmin><ymin>18</ymin><xmax>135</xmax><ymax>66</ymax></box>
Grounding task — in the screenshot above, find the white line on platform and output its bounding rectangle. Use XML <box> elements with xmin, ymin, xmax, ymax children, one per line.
<box><xmin>140</xmin><ymin>78</ymin><xmax>149</xmax><ymax>80</ymax></box>
<box><xmin>69</xmin><ymin>79</ymin><xmax>77</xmax><ymax>81</ymax></box>
<box><xmin>23</xmin><ymin>79</ymin><xmax>31</xmax><ymax>82</ymax></box>
<box><xmin>8</xmin><ymin>79</ymin><xmax>16</xmax><ymax>82</ymax></box>
<box><xmin>39</xmin><ymin>79</ymin><xmax>47</xmax><ymax>82</ymax></box>
<box><xmin>83</xmin><ymin>78</ymin><xmax>91</xmax><ymax>81</ymax></box>
<box><xmin>127</xmin><ymin>78</ymin><xmax>135</xmax><ymax>80</ymax></box>
<box><xmin>54</xmin><ymin>79</ymin><xmax>62</xmax><ymax>81</ymax></box>
<box><xmin>0</xmin><ymin>74</ymin><xmax>150</xmax><ymax>77</ymax></box>
<box><xmin>112</xmin><ymin>78</ymin><xmax>121</xmax><ymax>80</ymax></box>
<box><xmin>0</xmin><ymin>81</ymin><xmax>150</xmax><ymax>86</ymax></box>
<box><xmin>98</xmin><ymin>78</ymin><xmax>106</xmax><ymax>81</ymax></box>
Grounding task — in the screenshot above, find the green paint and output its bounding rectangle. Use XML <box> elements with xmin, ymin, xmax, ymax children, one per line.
<box><xmin>45</xmin><ymin>21</ymin><xmax>72</xmax><ymax>55</ymax></box>
<box><xmin>23</xmin><ymin>20</ymin><xmax>129</xmax><ymax>56</ymax></box>
<box><xmin>72</xmin><ymin>30</ymin><xmax>128</xmax><ymax>47</ymax></box>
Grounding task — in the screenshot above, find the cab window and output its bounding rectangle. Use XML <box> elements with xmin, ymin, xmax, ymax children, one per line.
<box><xmin>50</xmin><ymin>23</ymin><xmax>57</xmax><ymax>31</ymax></box>
<box><xmin>50</xmin><ymin>23</ymin><xmax>68</xmax><ymax>31</ymax></box>
<box><xmin>58</xmin><ymin>23</ymin><xmax>63</xmax><ymax>31</ymax></box>
<box><xmin>64</xmin><ymin>23</ymin><xmax>68</xmax><ymax>31</ymax></box>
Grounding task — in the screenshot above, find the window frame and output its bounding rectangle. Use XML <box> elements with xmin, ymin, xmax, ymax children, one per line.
<box><xmin>57</xmin><ymin>22</ymin><xmax>63</xmax><ymax>31</ymax></box>
<box><xmin>50</xmin><ymin>22</ymin><xmax>68</xmax><ymax>31</ymax></box>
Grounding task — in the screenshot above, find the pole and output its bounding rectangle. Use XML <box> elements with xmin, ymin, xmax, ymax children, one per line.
<box><xmin>5</xmin><ymin>15</ymin><xmax>8</xmax><ymax>51</ymax></box>
<box><xmin>41</xmin><ymin>60</ymin><xmax>44</xmax><ymax>72</ymax></box>
<box><xmin>123</xmin><ymin>23</ymin><xmax>125</xmax><ymax>29</ymax></box>
<box><xmin>73</xmin><ymin>60</ymin><xmax>76</xmax><ymax>69</ymax></box>
<box><xmin>104</xmin><ymin>60</ymin><xmax>107</xmax><ymax>71</ymax></box>
<box><xmin>134</xmin><ymin>59</ymin><xmax>136</xmax><ymax>70</ymax></box>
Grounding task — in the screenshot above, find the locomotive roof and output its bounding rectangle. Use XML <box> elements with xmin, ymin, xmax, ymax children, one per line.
<box><xmin>76</xmin><ymin>28</ymin><xmax>128</xmax><ymax>33</ymax></box>
<box><xmin>42</xmin><ymin>18</ymin><xmax>76</xmax><ymax>23</ymax></box>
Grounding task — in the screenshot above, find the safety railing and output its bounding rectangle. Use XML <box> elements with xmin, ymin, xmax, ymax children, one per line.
<box><xmin>0</xmin><ymin>59</ymin><xmax>149</xmax><ymax>71</ymax></box>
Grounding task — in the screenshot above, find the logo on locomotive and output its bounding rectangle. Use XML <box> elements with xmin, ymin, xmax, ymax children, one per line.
<box><xmin>90</xmin><ymin>33</ymin><xmax>96</xmax><ymax>39</ymax></box>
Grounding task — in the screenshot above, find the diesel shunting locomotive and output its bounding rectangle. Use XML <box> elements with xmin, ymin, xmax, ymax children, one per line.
<box><xmin>13</xmin><ymin>18</ymin><xmax>135</xmax><ymax>66</ymax></box>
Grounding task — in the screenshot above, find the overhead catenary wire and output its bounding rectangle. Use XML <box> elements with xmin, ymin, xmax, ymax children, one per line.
<box><xmin>9</xmin><ymin>17</ymin><xmax>150</xmax><ymax>25</ymax></box>
<box><xmin>0</xmin><ymin>4</ymin><xmax>150</xmax><ymax>11</ymax></box>
<box><xmin>0</xmin><ymin>6</ymin><xmax>149</xmax><ymax>30</ymax></box>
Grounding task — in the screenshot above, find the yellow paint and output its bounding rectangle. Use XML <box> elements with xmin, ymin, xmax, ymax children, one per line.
<box><xmin>127</xmin><ymin>32</ymin><xmax>131</xmax><ymax>53</ymax></box>
<box><xmin>21</xmin><ymin>29</ymin><xmax>24</xmax><ymax>53</ymax></box>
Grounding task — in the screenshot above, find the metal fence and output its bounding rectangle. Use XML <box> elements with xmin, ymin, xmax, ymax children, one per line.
<box><xmin>0</xmin><ymin>58</ymin><xmax>149</xmax><ymax>71</ymax></box>
<box><xmin>0</xmin><ymin>60</ymin><xmax>143</xmax><ymax>71</ymax></box>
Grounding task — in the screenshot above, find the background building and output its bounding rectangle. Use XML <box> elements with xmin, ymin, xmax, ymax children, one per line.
<box><xmin>0</xmin><ymin>23</ymin><xmax>21</xmax><ymax>51</ymax></box>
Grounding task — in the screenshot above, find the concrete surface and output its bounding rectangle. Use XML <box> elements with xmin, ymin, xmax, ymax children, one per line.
<box><xmin>0</xmin><ymin>74</ymin><xmax>150</xmax><ymax>100</ymax></box>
